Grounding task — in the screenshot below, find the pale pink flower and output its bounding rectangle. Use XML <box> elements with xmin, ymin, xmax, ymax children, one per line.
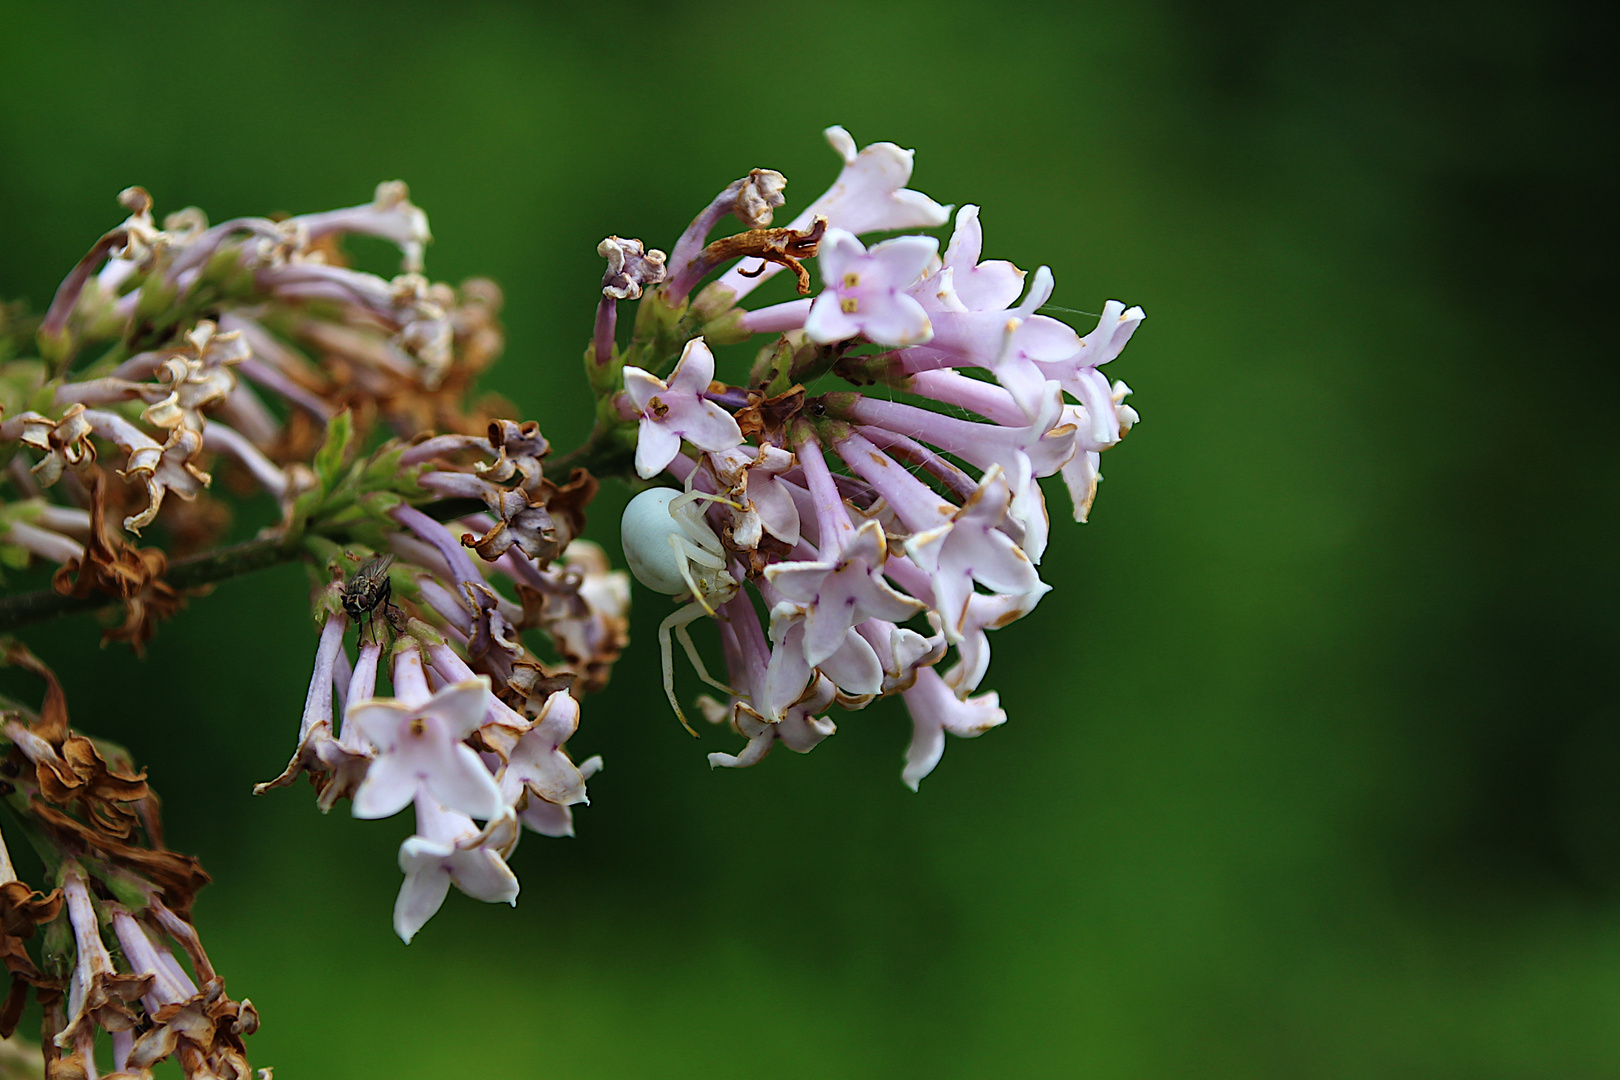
<box><xmin>932</xmin><ymin>204</ymin><xmax>1026</xmax><ymax>313</ymax></box>
<box><xmin>704</xmin><ymin>676</ymin><xmax>837</xmax><ymax>769</ymax></box>
<box><xmin>763</xmin><ymin>601</ymin><xmax>886</xmax><ymax>699</ymax></box>
<box><xmin>622</xmin><ymin>338</ymin><xmax>744</xmax><ymax>478</ymax></box>
<box><xmin>764</xmin><ymin>517</ymin><xmax>923</xmax><ymax>667</ymax></box>
<box><xmin>939</xmin><ymin>586</ymin><xmax>1050</xmax><ymax>699</ymax></box>
<box><xmin>1057</xmin><ymin>382</ymin><xmax>1139</xmax><ymax>522</ymax></box>
<box><xmin>901</xmin><ymin>666</ymin><xmax>1007</xmax><ymax>791</ymax></box>
<box><xmin>702</xmin><ymin>596</ymin><xmax>839</xmax><ymax>767</ymax></box>
<box><xmin>1034</xmin><ymin>300</ymin><xmax>1147</xmax><ymax>446</ymax></box>
<box><xmin>394</xmin><ymin>796</ymin><xmax>521</xmax><ymax>943</ymax></box>
<box><xmin>519</xmin><ymin>755</ymin><xmax>604</xmax><ymax>837</ymax></box>
<box><xmin>804</xmin><ymin>229</ymin><xmax>938</xmax><ymax>347</ymax></box>
<box><xmin>856</xmin><ymin>617</ymin><xmax>943</xmax><ymax>696</ymax></box>
<box><xmin>706</xmin><ymin>445</ymin><xmax>802</xmax><ymax>548</ymax></box>
<box><xmin>498</xmin><ymin>690</ymin><xmax>589</xmax><ymax>810</ymax></box>
<box><xmin>904</xmin><ymin>466</ymin><xmax>1044</xmax><ymax>643</ymax></box>
<box><xmin>348</xmin><ymin>650</ymin><xmax>504</xmax><ymax>822</ymax></box>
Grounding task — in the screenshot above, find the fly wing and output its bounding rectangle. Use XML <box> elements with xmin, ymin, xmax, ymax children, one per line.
<box><xmin>356</xmin><ymin>552</ymin><xmax>396</xmax><ymax>583</ymax></box>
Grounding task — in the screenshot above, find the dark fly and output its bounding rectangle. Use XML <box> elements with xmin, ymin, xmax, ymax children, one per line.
<box><xmin>342</xmin><ymin>553</ymin><xmax>402</xmax><ymax>641</ymax></box>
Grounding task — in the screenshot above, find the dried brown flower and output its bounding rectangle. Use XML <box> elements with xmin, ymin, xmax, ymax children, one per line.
<box><xmin>48</xmin><ymin>474</ymin><xmax>183</xmax><ymax>654</ymax></box>
<box><xmin>701</xmin><ymin>216</ymin><xmax>826</xmax><ymax>295</ymax></box>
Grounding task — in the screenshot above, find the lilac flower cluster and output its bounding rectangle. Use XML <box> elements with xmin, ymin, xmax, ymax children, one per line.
<box><xmin>0</xmin><ymin>125</ymin><xmax>1146</xmax><ymax>1045</ymax></box>
<box><xmin>260</xmin><ymin>429</ymin><xmax>626</xmax><ymax>942</ymax></box>
<box><xmin>607</xmin><ymin>127</ymin><xmax>1144</xmax><ymax>787</ymax></box>
<box><xmin>272</xmin><ymin>621</ymin><xmax>605</xmax><ymax>942</ymax></box>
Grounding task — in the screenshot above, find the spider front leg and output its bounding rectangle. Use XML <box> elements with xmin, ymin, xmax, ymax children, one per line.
<box><xmin>675</xmin><ymin>619</ymin><xmax>733</xmax><ymax>696</ymax></box>
<box><xmin>659</xmin><ymin>600</ymin><xmax>713</xmax><ymax>737</ymax></box>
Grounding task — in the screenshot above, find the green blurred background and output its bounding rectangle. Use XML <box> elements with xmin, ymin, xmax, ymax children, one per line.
<box><xmin>1</xmin><ymin>0</ymin><xmax>1616</xmax><ymax>1075</ymax></box>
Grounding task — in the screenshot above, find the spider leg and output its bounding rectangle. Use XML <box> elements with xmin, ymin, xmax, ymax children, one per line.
<box><xmin>675</xmin><ymin>619</ymin><xmax>733</xmax><ymax>696</ymax></box>
<box><xmin>658</xmin><ymin>603</ymin><xmax>706</xmax><ymax>737</ymax></box>
<box><xmin>669</xmin><ymin>490</ymin><xmax>739</xmax><ymax>561</ymax></box>
<box><xmin>669</xmin><ymin>534</ymin><xmax>718</xmax><ymax>616</ymax></box>
<box><xmin>671</xmin><ymin>532</ymin><xmax>726</xmax><ymax>571</ymax></box>
<box><xmin>671</xmin><ymin>489</ymin><xmax>743</xmax><ymax>512</ymax></box>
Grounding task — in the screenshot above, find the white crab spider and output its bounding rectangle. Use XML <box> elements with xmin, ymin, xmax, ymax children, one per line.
<box><xmin>620</xmin><ymin>485</ymin><xmax>740</xmax><ymax>734</ymax></box>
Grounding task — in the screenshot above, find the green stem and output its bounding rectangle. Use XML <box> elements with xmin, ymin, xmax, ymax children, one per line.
<box><xmin>0</xmin><ymin>497</ymin><xmax>489</xmax><ymax>634</ymax></box>
<box><xmin>550</xmin><ymin>423</ymin><xmax>637</xmax><ymax>480</ymax></box>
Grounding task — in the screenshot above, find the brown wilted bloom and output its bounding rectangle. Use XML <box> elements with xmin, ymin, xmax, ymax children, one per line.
<box><xmin>702</xmin><ymin>216</ymin><xmax>827</xmax><ymax>295</ymax></box>
<box><xmin>732</xmin><ymin>384</ymin><xmax>807</xmax><ymax>446</ymax></box>
<box><xmin>16</xmin><ymin>404</ymin><xmax>96</xmax><ymax>488</ymax></box>
<box><xmin>295</xmin><ymin>277</ymin><xmax>515</xmax><ymax>441</ymax></box>
<box><xmin>0</xmin><ymin>840</ymin><xmax>63</xmax><ymax>1040</ymax></box>
<box><xmin>0</xmin><ymin>645</ymin><xmax>209</xmax><ymax>918</ymax></box>
<box><xmin>126</xmin><ymin>975</ymin><xmax>259</xmax><ymax>1079</ymax></box>
<box><xmin>137</xmin><ymin>322</ymin><xmax>248</xmax><ymax>436</ymax></box>
<box><xmin>0</xmin><ymin>640</ymin><xmax>151</xmax><ymax>841</ymax></box>
<box><xmin>475</xmin><ymin>418</ymin><xmax>549</xmax><ymax>489</ymax></box>
<box><xmin>111</xmin><ymin>901</ymin><xmax>258</xmax><ymax>1080</ymax></box>
<box><xmin>30</xmin><ymin>802</ymin><xmax>210</xmax><ymax>916</ymax></box>
<box><xmin>733</xmin><ymin>169</ymin><xmax>788</xmax><ymax>229</ymax></box>
<box><xmin>454</xmin><ymin>278</ymin><xmax>505</xmax><ymax>370</ymax></box>
<box><xmin>516</xmin><ymin>541</ymin><xmax>631</xmax><ymax>693</ymax></box>
<box><xmin>49</xmin><ymin>473</ymin><xmax>184</xmax><ymax>654</ymax></box>
<box><xmin>460</xmin><ymin>468</ymin><xmax>596</xmax><ymax>568</ymax></box>
<box><xmin>75</xmin><ymin>407</ymin><xmax>209</xmax><ymax>534</ymax></box>
<box><xmin>461</xmin><ymin>488</ymin><xmax>561</xmax><ymax>565</ymax></box>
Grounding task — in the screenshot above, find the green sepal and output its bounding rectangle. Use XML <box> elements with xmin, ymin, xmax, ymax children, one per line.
<box><xmin>310</xmin><ymin>577</ymin><xmax>348</xmax><ymax>626</ymax></box>
<box><xmin>303</xmin><ymin>534</ymin><xmax>345</xmax><ymax>567</ymax></box>
<box><xmin>361</xmin><ymin>444</ymin><xmax>409</xmax><ymax>488</ymax></box>
<box><xmin>626</xmin><ymin>288</ymin><xmax>695</xmax><ymax>376</ymax></box>
<box><xmin>750</xmin><ymin>337</ymin><xmax>794</xmax><ymax>391</ymax></box>
<box><xmin>87</xmin><ymin>861</ymin><xmax>154</xmax><ymax>912</ymax></box>
<box><xmin>585</xmin><ymin>339</ymin><xmax>621</xmax><ymax>399</ymax></box>
<box><xmin>39</xmin><ymin>891</ymin><xmax>74</xmax><ymax>981</ymax></box>
<box><xmin>36</xmin><ymin>325</ymin><xmax>71</xmax><ymax>371</ymax></box>
<box><xmin>691</xmin><ymin>282</ymin><xmax>738</xmax><ymax>322</ymax></box>
<box><xmin>700</xmin><ymin>306</ymin><xmax>749</xmax><ymax>347</ymax></box>
<box><xmin>403</xmin><ymin>617</ymin><xmax>444</xmax><ymax>649</ymax></box>
<box><xmin>359</xmin><ymin>490</ymin><xmax>405</xmax><ymax>521</ymax></box>
<box><xmin>287</xmin><ymin>486</ymin><xmax>323</xmax><ymax>537</ymax></box>
<box><xmin>25</xmin><ymin>382</ymin><xmax>60</xmax><ymax>418</ymax></box>
<box><xmin>201</xmin><ymin>243</ymin><xmax>258</xmax><ymax>301</ymax></box>
<box><xmin>131</xmin><ymin>270</ymin><xmax>180</xmax><ymax>328</ymax></box>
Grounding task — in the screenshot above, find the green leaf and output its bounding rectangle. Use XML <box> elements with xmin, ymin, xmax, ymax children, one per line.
<box><xmin>313</xmin><ymin>409</ymin><xmax>355</xmax><ymax>492</ymax></box>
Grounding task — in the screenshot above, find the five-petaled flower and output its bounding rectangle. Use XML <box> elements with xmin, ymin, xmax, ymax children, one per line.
<box><xmin>349</xmin><ymin>667</ymin><xmax>505</xmax><ymax>822</ymax></box>
<box><xmin>394</xmin><ymin>795</ymin><xmax>521</xmax><ymax>943</ymax></box>
<box><xmin>804</xmin><ymin>228</ymin><xmax>938</xmax><ymax>347</ymax></box>
<box><xmin>623</xmin><ymin>338</ymin><xmax>744</xmax><ymax>479</ymax></box>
